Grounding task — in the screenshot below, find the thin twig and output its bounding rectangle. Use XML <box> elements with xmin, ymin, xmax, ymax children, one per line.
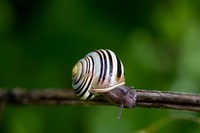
<box><xmin>0</xmin><ymin>88</ymin><xmax>200</xmax><ymax>112</ymax></box>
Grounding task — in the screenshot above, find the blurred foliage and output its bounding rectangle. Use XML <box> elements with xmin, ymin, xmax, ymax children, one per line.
<box><xmin>0</xmin><ymin>0</ymin><xmax>200</xmax><ymax>133</ymax></box>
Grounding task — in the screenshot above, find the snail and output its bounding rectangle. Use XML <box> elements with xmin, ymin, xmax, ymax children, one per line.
<box><xmin>72</xmin><ymin>49</ymin><xmax>137</xmax><ymax>119</ymax></box>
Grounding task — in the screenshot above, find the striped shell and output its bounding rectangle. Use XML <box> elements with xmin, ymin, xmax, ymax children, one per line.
<box><xmin>72</xmin><ymin>49</ymin><xmax>125</xmax><ymax>100</ymax></box>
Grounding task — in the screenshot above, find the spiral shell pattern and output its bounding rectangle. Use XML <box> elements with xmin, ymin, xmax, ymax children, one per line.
<box><xmin>72</xmin><ymin>49</ymin><xmax>125</xmax><ymax>100</ymax></box>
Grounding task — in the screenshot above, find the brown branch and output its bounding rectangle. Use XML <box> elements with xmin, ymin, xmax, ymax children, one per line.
<box><xmin>0</xmin><ymin>88</ymin><xmax>200</xmax><ymax>112</ymax></box>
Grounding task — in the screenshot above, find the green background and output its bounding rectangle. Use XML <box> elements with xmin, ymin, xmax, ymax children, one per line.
<box><xmin>1</xmin><ymin>0</ymin><xmax>200</xmax><ymax>132</ymax></box>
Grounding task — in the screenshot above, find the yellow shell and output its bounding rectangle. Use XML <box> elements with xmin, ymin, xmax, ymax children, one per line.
<box><xmin>72</xmin><ymin>49</ymin><xmax>125</xmax><ymax>100</ymax></box>
<box><xmin>72</xmin><ymin>65</ymin><xmax>77</xmax><ymax>77</ymax></box>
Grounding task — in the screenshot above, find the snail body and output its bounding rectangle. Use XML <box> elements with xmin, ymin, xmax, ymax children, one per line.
<box><xmin>72</xmin><ymin>49</ymin><xmax>136</xmax><ymax>119</ymax></box>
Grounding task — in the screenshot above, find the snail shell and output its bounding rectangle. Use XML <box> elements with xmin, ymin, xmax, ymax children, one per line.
<box><xmin>72</xmin><ymin>49</ymin><xmax>125</xmax><ymax>100</ymax></box>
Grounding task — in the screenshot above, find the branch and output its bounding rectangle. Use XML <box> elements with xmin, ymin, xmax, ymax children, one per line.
<box><xmin>0</xmin><ymin>88</ymin><xmax>200</xmax><ymax>112</ymax></box>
